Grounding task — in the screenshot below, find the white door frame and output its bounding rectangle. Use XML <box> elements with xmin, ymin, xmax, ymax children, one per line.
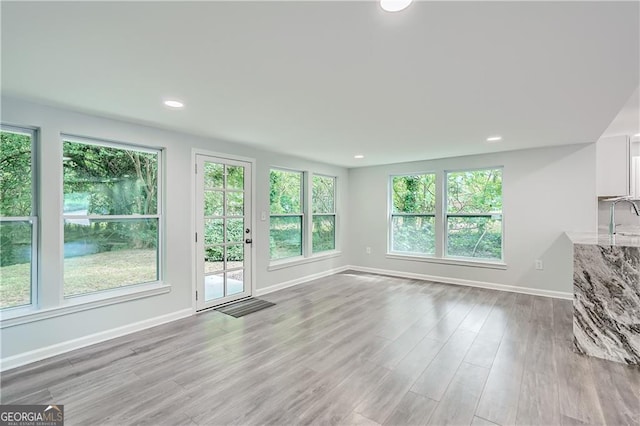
<box><xmin>191</xmin><ymin>149</ymin><xmax>256</xmax><ymax>312</ymax></box>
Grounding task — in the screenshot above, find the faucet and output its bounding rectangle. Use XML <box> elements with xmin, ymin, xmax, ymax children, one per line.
<box><xmin>608</xmin><ymin>197</ymin><xmax>640</xmax><ymax>235</ymax></box>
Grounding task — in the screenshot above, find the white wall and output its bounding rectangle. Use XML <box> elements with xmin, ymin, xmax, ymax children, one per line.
<box><xmin>0</xmin><ymin>97</ymin><xmax>349</xmax><ymax>360</ymax></box>
<box><xmin>0</xmin><ymin>96</ymin><xmax>598</xmax><ymax>366</ymax></box>
<box><xmin>347</xmin><ymin>143</ymin><xmax>597</xmax><ymax>294</ymax></box>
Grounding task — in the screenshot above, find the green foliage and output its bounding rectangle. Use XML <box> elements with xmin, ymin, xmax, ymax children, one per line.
<box><xmin>0</xmin><ymin>221</ymin><xmax>31</xmax><ymax>305</ymax></box>
<box><xmin>447</xmin><ymin>217</ymin><xmax>502</xmax><ymax>259</ymax></box>
<box><xmin>312</xmin><ymin>176</ymin><xmax>336</xmax><ymax>253</ymax></box>
<box><xmin>203</xmin><ymin>218</ymin><xmax>245</xmax><ymax>262</ymax></box>
<box><xmin>269</xmin><ymin>169</ymin><xmax>303</xmax><ymax>259</ymax></box>
<box><xmin>1</xmin><ymin>131</ymin><xmax>34</xmax><ymax>269</ymax></box>
<box><xmin>446</xmin><ymin>169</ymin><xmax>503</xmax><ymax>259</ymax></box>
<box><xmin>64</xmin><ymin>219</ymin><xmax>158</xmax><ymax>255</ymax></box>
<box><xmin>270</xmin><ymin>170</ymin><xmax>302</xmax><ymax>214</ymax></box>
<box><xmin>63</xmin><ymin>141</ymin><xmax>158</xmax><ymax>215</ymax></box>
<box><xmin>391</xmin><ymin>169</ymin><xmax>503</xmax><ymax>259</ymax></box>
<box><xmin>392</xmin><ymin>216</ymin><xmax>435</xmax><ymax>254</ymax></box>
<box><xmin>202</xmin><ymin>162</ymin><xmax>247</xmax><ymax>266</ymax></box>
<box><xmin>204</xmin><ymin>162</ymin><xmax>224</xmax><ymax>188</ymax></box>
<box><xmin>391</xmin><ymin>174</ymin><xmax>436</xmax><ymax>253</ymax></box>
<box><xmin>62</xmin><ymin>141</ymin><xmax>159</xmax><ymax>256</ymax></box>
<box><xmin>226</xmin><ymin>166</ymin><xmax>244</xmax><ymax>190</ymax></box>
<box><xmin>312</xmin><ymin>215</ymin><xmax>335</xmax><ymax>253</ymax></box>
<box><xmin>269</xmin><ymin>216</ymin><xmax>302</xmax><ymax>260</ymax></box>
<box><xmin>0</xmin><ymin>131</ymin><xmax>32</xmax><ymax>217</ymax></box>
<box><xmin>393</xmin><ymin>174</ymin><xmax>436</xmax><ymax>213</ymax></box>
<box><xmin>447</xmin><ymin>169</ymin><xmax>502</xmax><ymax>213</ymax></box>
<box><xmin>312</xmin><ymin>175</ymin><xmax>334</xmax><ymax>214</ymax></box>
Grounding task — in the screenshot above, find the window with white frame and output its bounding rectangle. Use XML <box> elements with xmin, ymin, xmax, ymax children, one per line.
<box><xmin>269</xmin><ymin>169</ymin><xmax>303</xmax><ymax>261</ymax></box>
<box><xmin>389</xmin><ymin>173</ymin><xmax>436</xmax><ymax>255</ymax></box>
<box><xmin>0</xmin><ymin>126</ymin><xmax>37</xmax><ymax>310</ymax></box>
<box><xmin>312</xmin><ymin>175</ymin><xmax>336</xmax><ymax>253</ymax></box>
<box><xmin>388</xmin><ymin>168</ymin><xmax>503</xmax><ymax>262</ymax></box>
<box><xmin>62</xmin><ymin>137</ymin><xmax>161</xmax><ymax>297</ymax></box>
<box><xmin>446</xmin><ymin>168</ymin><xmax>503</xmax><ymax>260</ymax></box>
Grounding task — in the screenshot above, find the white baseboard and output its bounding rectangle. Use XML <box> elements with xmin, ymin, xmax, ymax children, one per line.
<box><xmin>256</xmin><ymin>265</ymin><xmax>350</xmax><ymax>297</ymax></box>
<box><xmin>0</xmin><ymin>308</ymin><xmax>193</xmax><ymax>372</ymax></box>
<box><xmin>346</xmin><ymin>265</ymin><xmax>573</xmax><ymax>300</ymax></box>
<box><xmin>1</xmin><ymin>264</ymin><xmax>571</xmax><ymax>372</ymax></box>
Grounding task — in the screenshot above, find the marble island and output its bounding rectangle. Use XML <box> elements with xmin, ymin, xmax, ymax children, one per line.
<box><xmin>567</xmin><ymin>232</ymin><xmax>640</xmax><ymax>364</ymax></box>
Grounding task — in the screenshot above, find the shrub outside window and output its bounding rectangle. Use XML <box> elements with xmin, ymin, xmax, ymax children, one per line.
<box><xmin>0</xmin><ymin>126</ymin><xmax>37</xmax><ymax>309</ymax></box>
<box><xmin>312</xmin><ymin>175</ymin><xmax>336</xmax><ymax>253</ymax></box>
<box><xmin>269</xmin><ymin>169</ymin><xmax>303</xmax><ymax>261</ymax></box>
<box><xmin>446</xmin><ymin>168</ymin><xmax>503</xmax><ymax>260</ymax></box>
<box><xmin>62</xmin><ymin>137</ymin><xmax>161</xmax><ymax>297</ymax></box>
<box><xmin>390</xmin><ymin>174</ymin><xmax>436</xmax><ymax>255</ymax></box>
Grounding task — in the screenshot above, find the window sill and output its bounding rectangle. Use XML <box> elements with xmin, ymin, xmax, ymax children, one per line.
<box><xmin>268</xmin><ymin>251</ymin><xmax>342</xmax><ymax>271</ymax></box>
<box><xmin>0</xmin><ymin>282</ymin><xmax>171</xmax><ymax>329</ymax></box>
<box><xmin>386</xmin><ymin>253</ymin><xmax>507</xmax><ymax>270</ymax></box>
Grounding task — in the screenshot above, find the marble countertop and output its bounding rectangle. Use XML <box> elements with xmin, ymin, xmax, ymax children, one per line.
<box><xmin>566</xmin><ymin>232</ymin><xmax>640</xmax><ymax>248</ymax></box>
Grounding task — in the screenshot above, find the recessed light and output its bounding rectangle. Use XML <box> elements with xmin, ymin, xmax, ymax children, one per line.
<box><xmin>380</xmin><ymin>0</ymin><xmax>412</xmax><ymax>12</ymax></box>
<box><xmin>354</xmin><ymin>154</ymin><xmax>365</xmax><ymax>159</ymax></box>
<box><xmin>634</xmin><ymin>133</ymin><xmax>640</xmax><ymax>137</ymax></box>
<box><xmin>486</xmin><ymin>136</ymin><xmax>502</xmax><ymax>142</ymax></box>
<box><xmin>164</xmin><ymin>99</ymin><xmax>184</xmax><ymax>109</ymax></box>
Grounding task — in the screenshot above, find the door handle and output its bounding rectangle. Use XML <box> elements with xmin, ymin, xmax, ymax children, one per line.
<box><xmin>245</xmin><ymin>238</ymin><xmax>253</xmax><ymax>244</ymax></box>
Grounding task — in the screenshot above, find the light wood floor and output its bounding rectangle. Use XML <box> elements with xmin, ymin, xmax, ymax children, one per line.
<box><xmin>2</xmin><ymin>271</ymin><xmax>639</xmax><ymax>425</ymax></box>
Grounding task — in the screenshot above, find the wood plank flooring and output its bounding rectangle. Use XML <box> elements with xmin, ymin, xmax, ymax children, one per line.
<box><xmin>2</xmin><ymin>271</ymin><xmax>639</xmax><ymax>425</ymax></box>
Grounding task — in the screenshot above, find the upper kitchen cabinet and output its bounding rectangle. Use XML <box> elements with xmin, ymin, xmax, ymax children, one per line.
<box><xmin>596</xmin><ymin>135</ymin><xmax>629</xmax><ymax>197</ymax></box>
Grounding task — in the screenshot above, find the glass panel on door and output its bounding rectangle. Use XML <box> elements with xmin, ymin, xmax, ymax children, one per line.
<box><xmin>197</xmin><ymin>156</ymin><xmax>251</xmax><ymax>309</ymax></box>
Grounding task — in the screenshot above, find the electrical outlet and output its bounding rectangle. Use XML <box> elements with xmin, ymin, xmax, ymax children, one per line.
<box><xmin>535</xmin><ymin>260</ymin><xmax>544</xmax><ymax>270</ymax></box>
<box><xmin>365</xmin><ymin>247</ymin><xmax>372</xmax><ymax>254</ymax></box>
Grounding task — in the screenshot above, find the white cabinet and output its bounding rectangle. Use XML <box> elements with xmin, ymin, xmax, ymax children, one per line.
<box><xmin>596</xmin><ymin>135</ymin><xmax>629</xmax><ymax>197</ymax></box>
<box><xmin>630</xmin><ymin>140</ymin><xmax>640</xmax><ymax>199</ymax></box>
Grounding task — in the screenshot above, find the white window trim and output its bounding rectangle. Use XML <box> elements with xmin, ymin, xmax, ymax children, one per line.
<box><xmin>0</xmin><ymin>281</ymin><xmax>171</xmax><ymax>328</ymax></box>
<box><xmin>388</xmin><ymin>172</ymin><xmax>437</xmax><ymax>256</ymax></box>
<box><xmin>0</xmin><ymin>125</ymin><xmax>38</xmax><ymax>311</ymax></box>
<box><xmin>269</xmin><ymin>168</ymin><xmax>305</xmax><ymax>263</ymax></box>
<box><xmin>387</xmin><ymin>167</ymin><xmax>506</xmax><ymax>267</ymax></box>
<box><xmin>60</xmin><ymin>135</ymin><xmax>165</xmax><ymax>299</ymax></box>
<box><xmin>311</xmin><ymin>174</ymin><xmax>337</xmax><ymax>255</ymax></box>
<box><xmin>444</xmin><ymin>167</ymin><xmax>504</xmax><ymax>262</ymax></box>
<box><xmin>267</xmin><ymin>250</ymin><xmax>342</xmax><ymax>271</ymax></box>
<box><xmin>269</xmin><ymin>169</ymin><xmax>340</xmax><ymax>267</ymax></box>
<box><xmin>386</xmin><ymin>253</ymin><xmax>507</xmax><ymax>270</ymax></box>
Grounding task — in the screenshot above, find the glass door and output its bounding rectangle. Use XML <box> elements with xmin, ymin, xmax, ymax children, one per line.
<box><xmin>195</xmin><ymin>155</ymin><xmax>252</xmax><ymax>310</ymax></box>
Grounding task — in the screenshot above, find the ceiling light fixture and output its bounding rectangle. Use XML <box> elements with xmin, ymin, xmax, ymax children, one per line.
<box><xmin>380</xmin><ymin>0</ymin><xmax>413</xmax><ymax>12</ymax></box>
<box><xmin>354</xmin><ymin>154</ymin><xmax>365</xmax><ymax>159</ymax></box>
<box><xmin>163</xmin><ymin>99</ymin><xmax>184</xmax><ymax>109</ymax></box>
<box><xmin>486</xmin><ymin>136</ymin><xmax>502</xmax><ymax>142</ymax></box>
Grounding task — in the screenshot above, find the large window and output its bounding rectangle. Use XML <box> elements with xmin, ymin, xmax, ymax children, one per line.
<box><xmin>269</xmin><ymin>169</ymin><xmax>303</xmax><ymax>260</ymax></box>
<box><xmin>62</xmin><ymin>137</ymin><xmax>161</xmax><ymax>297</ymax></box>
<box><xmin>390</xmin><ymin>174</ymin><xmax>436</xmax><ymax>255</ymax></box>
<box><xmin>269</xmin><ymin>169</ymin><xmax>338</xmax><ymax>262</ymax></box>
<box><xmin>446</xmin><ymin>168</ymin><xmax>502</xmax><ymax>260</ymax></box>
<box><xmin>0</xmin><ymin>126</ymin><xmax>37</xmax><ymax>309</ymax></box>
<box><xmin>312</xmin><ymin>175</ymin><xmax>336</xmax><ymax>253</ymax></box>
<box><xmin>388</xmin><ymin>168</ymin><xmax>503</xmax><ymax>263</ymax></box>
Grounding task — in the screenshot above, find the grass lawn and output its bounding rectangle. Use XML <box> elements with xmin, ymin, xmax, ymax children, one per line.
<box><xmin>1</xmin><ymin>249</ymin><xmax>157</xmax><ymax>308</ymax></box>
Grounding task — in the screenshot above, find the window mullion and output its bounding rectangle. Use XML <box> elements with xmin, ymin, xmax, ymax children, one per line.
<box><xmin>435</xmin><ymin>170</ymin><xmax>445</xmax><ymax>258</ymax></box>
<box><xmin>304</xmin><ymin>172</ymin><xmax>311</xmax><ymax>257</ymax></box>
<box><xmin>41</xmin><ymin>126</ymin><xmax>64</xmax><ymax>308</ymax></box>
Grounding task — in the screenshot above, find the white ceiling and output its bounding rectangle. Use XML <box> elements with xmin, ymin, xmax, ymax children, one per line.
<box><xmin>1</xmin><ymin>1</ymin><xmax>638</xmax><ymax>168</ymax></box>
